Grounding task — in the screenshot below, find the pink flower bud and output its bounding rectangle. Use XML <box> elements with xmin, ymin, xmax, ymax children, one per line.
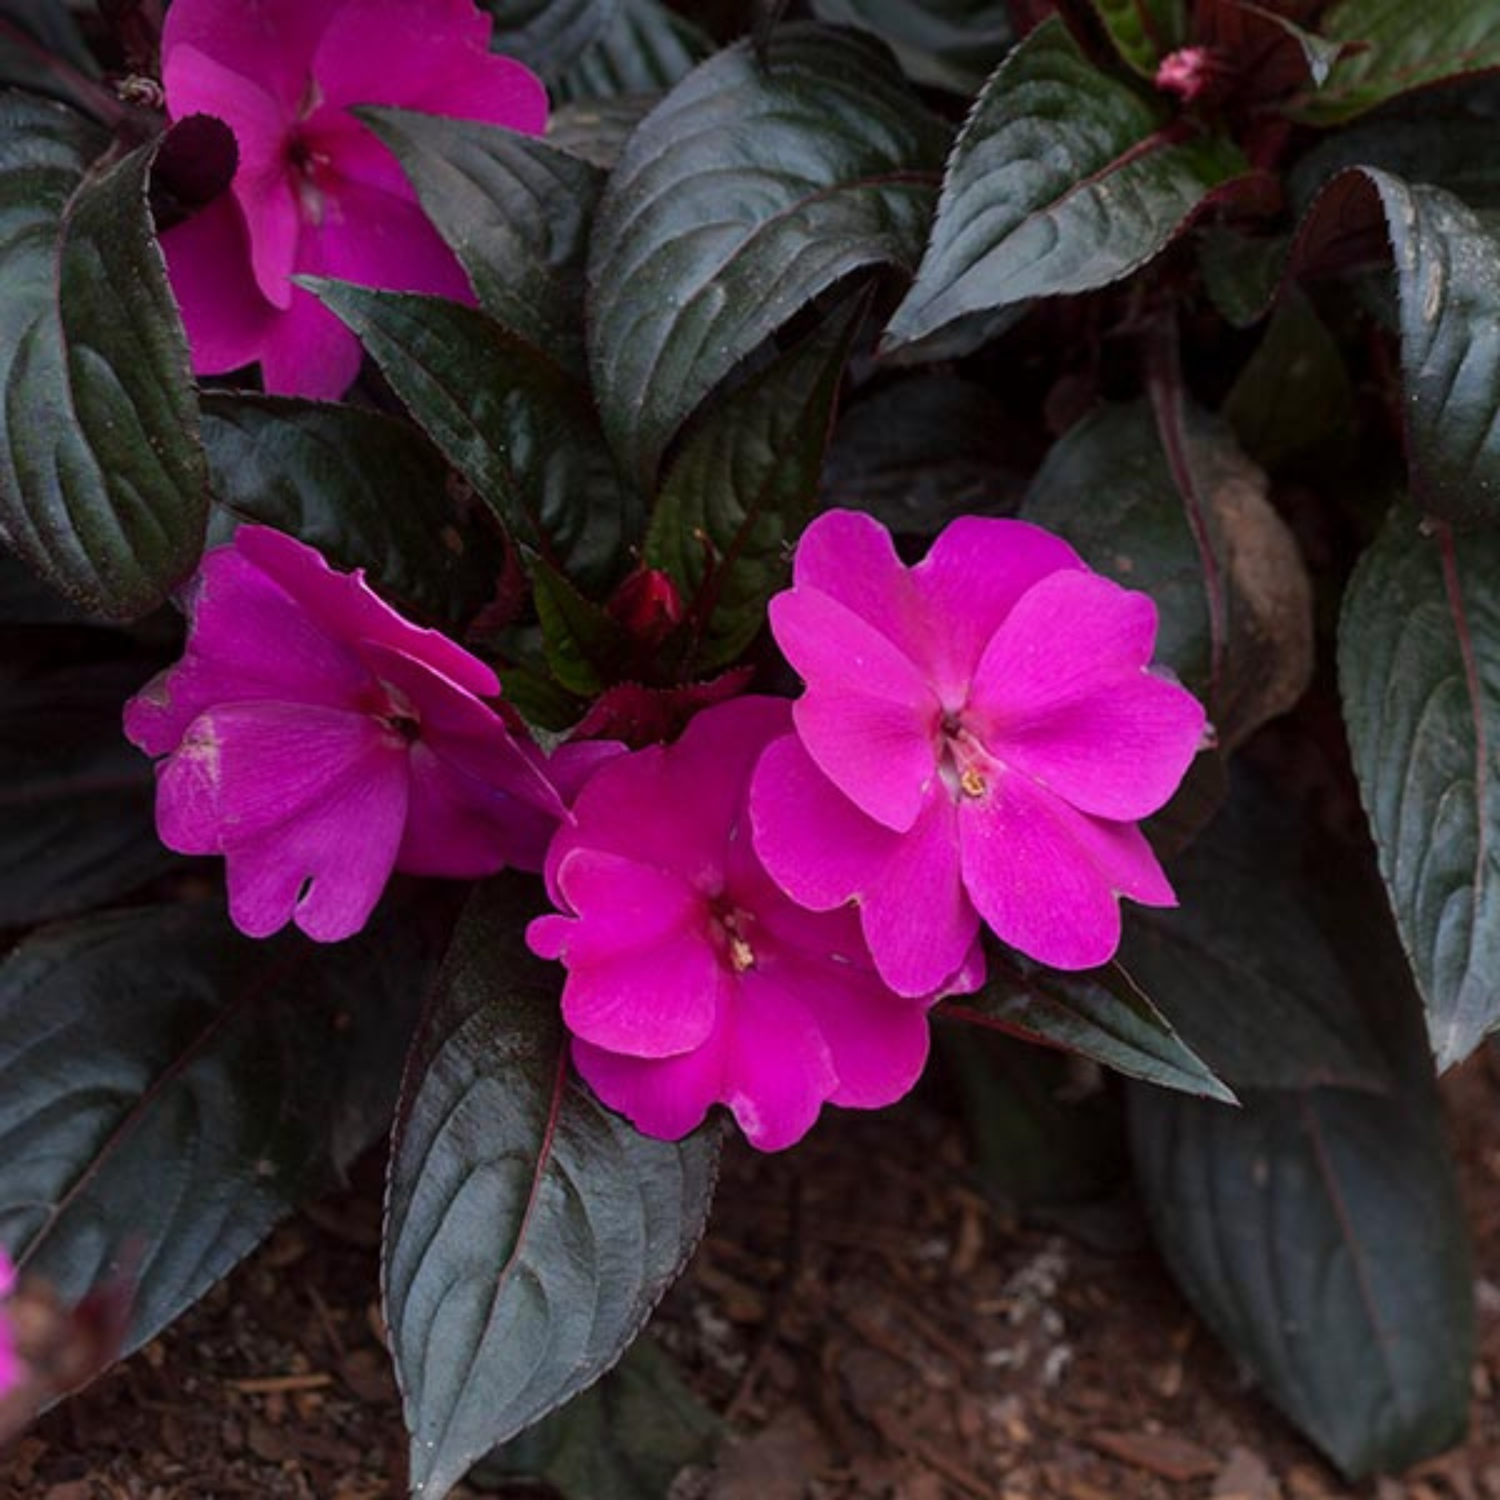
<box><xmin>1155</xmin><ymin>46</ymin><xmax>1220</xmax><ymax>103</ymax></box>
<box><xmin>607</xmin><ymin>567</ymin><xmax>685</xmax><ymax>648</ymax></box>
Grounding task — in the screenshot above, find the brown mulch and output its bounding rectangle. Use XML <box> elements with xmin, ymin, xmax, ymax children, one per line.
<box><xmin>4</xmin><ymin>1054</ymin><xmax>1500</xmax><ymax>1500</ymax></box>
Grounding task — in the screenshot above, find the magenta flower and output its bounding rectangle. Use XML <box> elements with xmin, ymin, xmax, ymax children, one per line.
<box><xmin>159</xmin><ymin>0</ymin><xmax>547</xmax><ymax>398</ymax></box>
<box><xmin>125</xmin><ymin>526</ymin><xmax>567</xmax><ymax>942</ymax></box>
<box><xmin>750</xmin><ymin>510</ymin><xmax>1206</xmax><ymax>993</ymax></box>
<box><xmin>527</xmin><ymin>698</ymin><xmax>963</xmax><ymax>1152</ymax></box>
<box><xmin>0</xmin><ymin>1253</ymin><xmax>17</xmax><ymax>1399</ymax></box>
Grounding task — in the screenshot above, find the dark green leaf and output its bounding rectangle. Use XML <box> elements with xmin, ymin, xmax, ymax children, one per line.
<box><xmin>883</xmin><ymin>19</ymin><xmax>1247</xmax><ymax>357</ymax></box>
<box><xmin>199</xmin><ymin>393</ymin><xmax>500</xmax><ymax>630</ymax></box>
<box><xmin>646</xmin><ymin>296</ymin><xmax>864</xmax><ymax>675</ymax></box>
<box><xmin>0</xmin><ymin>545</ymin><xmax>100</xmax><ymax>624</ymax></box>
<box><xmin>1241</xmin><ymin>5</ymin><xmax>1347</xmax><ymax>89</ymax></box>
<box><xmin>547</xmin><ymin>96</ymin><xmax>656</xmax><ymax>170</ymax></box>
<box><xmin>482</xmin><ymin>0</ymin><xmax>616</xmax><ymax>79</ymax></box>
<box><xmin>531</xmin><ymin>558</ymin><xmax>633</xmax><ymax>695</ymax></box>
<box><xmin>0</xmin><ymin>4</ymin><xmax>107</xmax><ymax>113</ymax></box>
<box><xmin>360</xmin><ymin>109</ymin><xmax>602</xmax><ymax>378</ymax></box>
<box><xmin>1296</xmin><ymin>0</ymin><xmax>1500</xmax><ymax>125</ymax></box>
<box><xmin>808</xmin><ymin>0</ymin><xmax>1012</xmax><ymax>93</ymax></box>
<box><xmin>497</xmin><ymin>648</ymin><xmax>589</xmax><ymax>734</ymax></box>
<box><xmin>1222</xmin><ymin>290</ymin><xmax>1355</xmax><ymax>470</ymax></box>
<box><xmin>0</xmin><ymin>2</ymin><xmax>96</xmax><ymax>72</ymax></box>
<box><xmin>0</xmin><ymin>895</ymin><xmax>445</xmax><ymax>1353</ymax></box>
<box><xmin>1129</xmin><ymin>1077</ymin><xmax>1472</xmax><ymax>1476</ymax></box>
<box><xmin>1120</xmin><ymin>777</ymin><xmax>1393</xmax><ymax>1092</ymax></box>
<box><xmin>1022</xmin><ymin>399</ymin><xmax>1313</xmax><ymax>747</ymax></box>
<box><xmin>1196</xmin><ymin>226</ymin><xmax>1288</xmax><ymax>330</ymax></box>
<box><xmin>384</xmin><ymin>877</ymin><xmax>720</xmax><ymax>1500</ymax></box>
<box><xmin>475</xmin><ymin>1338</ymin><xmax>721</xmax><ymax>1499</ymax></box>
<box><xmin>1130</xmin><ymin>779</ymin><xmax>1473</xmax><ymax>1476</ymax></box>
<box><xmin>1303</xmin><ymin>172</ymin><xmax>1500</xmax><ymax>525</ymax></box>
<box><xmin>821</xmin><ymin>372</ymin><xmax>1024</xmax><ymax>536</ymax></box>
<box><xmin>552</xmin><ymin>0</ymin><xmax>711</xmax><ymax>104</ymax></box>
<box><xmin>308</xmin><ymin>283</ymin><xmax>637</xmax><ymax>590</ymax></box>
<box><xmin>587</xmin><ymin>24</ymin><xmax>947</xmax><ymax>486</ymax></box>
<box><xmin>1089</xmin><ymin>0</ymin><xmax>1186</xmax><ymax>73</ymax></box>
<box><xmin>939</xmin><ymin>1024</ymin><xmax>1133</xmax><ymax>1226</ymax></box>
<box><xmin>949</xmin><ymin>940</ymin><xmax>1232</xmax><ymax>1100</ymax></box>
<box><xmin>1340</xmin><ymin>509</ymin><xmax>1500</xmax><ymax>1069</ymax></box>
<box><xmin>1289</xmin><ymin>112</ymin><xmax>1500</xmax><ymax>213</ymax></box>
<box><xmin>0</xmin><ymin>654</ymin><xmax>171</xmax><ymax>927</ymax></box>
<box><xmin>0</xmin><ymin>94</ymin><xmax>208</xmax><ymax>618</ymax></box>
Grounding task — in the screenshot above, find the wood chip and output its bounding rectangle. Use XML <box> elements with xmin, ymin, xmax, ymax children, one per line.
<box><xmin>1213</xmin><ymin>1446</ymin><xmax>1281</xmax><ymax>1500</ymax></box>
<box><xmin>224</xmin><ymin>1372</ymin><xmax>334</xmax><ymax>1395</ymax></box>
<box><xmin>1090</xmin><ymin>1428</ymin><xmax>1219</xmax><ymax>1482</ymax></box>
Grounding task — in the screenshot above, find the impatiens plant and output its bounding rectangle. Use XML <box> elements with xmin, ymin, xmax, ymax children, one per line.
<box><xmin>0</xmin><ymin>0</ymin><xmax>1496</xmax><ymax>1491</ymax></box>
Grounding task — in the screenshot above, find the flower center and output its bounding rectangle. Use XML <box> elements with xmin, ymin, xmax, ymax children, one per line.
<box><xmin>939</xmin><ymin>711</ymin><xmax>993</xmax><ymax>800</ymax></box>
<box><xmin>285</xmin><ymin>131</ymin><xmax>334</xmax><ymax>227</ymax></box>
<box><xmin>367</xmin><ymin>681</ymin><xmax>422</xmax><ymax>747</ymax></box>
<box><xmin>709</xmin><ymin>898</ymin><xmax>758</xmax><ymax>974</ymax></box>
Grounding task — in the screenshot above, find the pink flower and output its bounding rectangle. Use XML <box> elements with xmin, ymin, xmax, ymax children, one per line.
<box><xmin>125</xmin><ymin>526</ymin><xmax>567</xmax><ymax>942</ymax></box>
<box><xmin>159</xmin><ymin>0</ymin><xmax>547</xmax><ymax>398</ymax></box>
<box><xmin>750</xmin><ymin>510</ymin><xmax>1206</xmax><ymax>993</ymax></box>
<box><xmin>527</xmin><ymin>698</ymin><xmax>962</xmax><ymax>1151</ymax></box>
<box><xmin>0</xmin><ymin>1253</ymin><xmax>17</xmax><ymax>1399</ymax></box>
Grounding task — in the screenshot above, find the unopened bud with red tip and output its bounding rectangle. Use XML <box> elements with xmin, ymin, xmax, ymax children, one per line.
<box><xmin>1155</xmin><ymin>46</ymin><xmax>1221</xmax><ymax>103</ymax></box>
<box><xmin>607</xmin><ymin>567</ymin><xmax>685</xmax><ymax>648</ymax></box>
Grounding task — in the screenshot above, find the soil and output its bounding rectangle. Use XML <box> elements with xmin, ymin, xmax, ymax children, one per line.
<box><xmin>4</xmin><ymin>1049</ymin><xmax>1500</xmax><ymax>1500</ymax></box>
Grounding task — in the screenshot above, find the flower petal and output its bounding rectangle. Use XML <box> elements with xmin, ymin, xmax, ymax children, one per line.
<box><xmin>406</xmin><ymin>50</ymin><xmax>550</xmax><ymax>134</ymax></box>
<box><xmin>361</xmin><ymin>640</ymin><xmax>563</xmax><ymax>819</ymax></box>
<box><xmin>159</xmin><ymin>195</ymin><xmax>279</xmax><ymax>379</ymax></box>
<box><xmin>790</xmin><ymin>508</ymin><xmax>928</xmax><ymax>664</ymax></box>
<box><xmin>858</xmin><ymin>786</ymin><xmax>978</xmax><ymax>998</ymax></box>
<box><xmin>255</xmin><ymin>284</ymin><xmax>366</xmax><ymax>398</ymax></box>
<box><xmin>775</xmin><ymin>952</ymin><xmax>931</xmax><ymax>1110</ymax></box>
<box><xmin>772</xmin><ymin>588</ymin><xmax>939</xmax><ymax>832</ymax></box>
<box><xmin>719</xmin><ymin>972</ymin><xmax>839</xmax><ymax>1150</ymax></box>
<box><xmin>749</xmin><ymin>733</ymin><xmax>901</xmax><ymax>911</ymax></box>
<box><xmin>163</xmin><ymin>43</ymin><xmax>300</xmax><ymax>309</ymax></box>
<box><xmin>396</xmin><ymin>746</ymin><xmax>538</xmax><ymax>877</ymax></box>
<box><xmin>314</xmin><ymin>176</ymin><xmax>474</xmax><ymax>304</ymax></box>
<box><xmin>159</xmin><ymin>701</ymin><xmax>409</xmax><ymax>941</ymax></box>
<box><xmin>572</xmin><ymin>1024</ymin><xmax>728</xmax><ymax>1143</ymax></box>
<box><xmin>539</xmin><ymin>849</ymin><xmax>721</xmax><ymax>1057</ymax></box>
<box><xmin>545</xmin><ymin>698</ymin><xmax>789</xmax><ymax>900</ymax></box>
<box><xmin>163</xmin><ymin>0</ymin><xmax>333</xmax><ymax>113</ymax></box>
<box><xmin>911</xmin><ymin>517</ymin><xmax>1084</xmax><ymax>702</ymax></box>
<box><xmin>958</xmin><ymin>769</ymin><xmax>1175</xmax><ymax>970</ymax></box>
<box><xmin>123</xmin><ymin>539</ymin><xmax>369</xmax><ymax>756</ymax></box>
<box><xmin>232</xmin><ymin>526</ymin><xmax>500</xmax><ymax>699</ymax></box>
<box><xmin>311</xmin><ymin>0</ymin><xmax>494</xmax><ymax>108</ymax></box>
<box><xmin>967</xmin><ymin>570</ymin><xmax>1205</xmax><ymax>820</ymax></box>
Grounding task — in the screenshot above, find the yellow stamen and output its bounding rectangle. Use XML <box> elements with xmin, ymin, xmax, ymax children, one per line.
<box><xmin>959</xmin><ymin>767</ymin><xmax>986</xmax><ymax>799</ymax></box>
<box><xmin>729</xmin><ymin>935</ymin><xmax>756</xmax><ymax>973</ymax></box>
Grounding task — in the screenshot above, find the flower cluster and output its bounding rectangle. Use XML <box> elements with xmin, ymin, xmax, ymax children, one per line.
<box><xmin>129</xmin><ymin>510</ymin><xmax>1202</xmax><ymax>1149</ymax></box>
<box><xmin>159</xmin><ymin>0</ymin><xmax>546</xmax><ymax>398</ymax></box>
<box><xmin>528</xmin><ymin>698</ymin><xmax>948</xmax><ymax>1151</ymax></box>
